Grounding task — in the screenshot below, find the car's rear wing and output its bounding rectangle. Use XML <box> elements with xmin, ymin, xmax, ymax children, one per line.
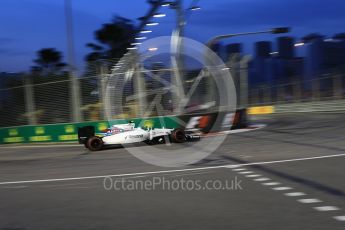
<box><xmin>77</xmin><ymin>126</ymin><xmax>95</xmax><ymax>144</ymax></box>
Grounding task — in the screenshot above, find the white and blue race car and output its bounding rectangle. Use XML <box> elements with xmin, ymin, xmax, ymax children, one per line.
<box><xmin>78</xmin><ymin>121</ymin><xmax>200</xmax><ymax>151</ymax></box>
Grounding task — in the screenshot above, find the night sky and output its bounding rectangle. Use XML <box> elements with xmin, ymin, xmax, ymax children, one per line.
<box><xmin>1</xmin><ymin>0</ymin><xmax>345</xmax><ymax>73</ymax></box>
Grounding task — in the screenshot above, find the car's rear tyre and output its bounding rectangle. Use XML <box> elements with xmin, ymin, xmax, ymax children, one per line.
<box><xmin>145</xmin><ymin>137</ymin><xmax>161</xmax><ymax>145</ymax></box>
<box><xmin>87</xmin><ymin>136</ymin><xmax>103</xmax><ymax>151</ymax></box>
<box><xmin>144</xmin><ymin>139</ymin><xmax>154</xmax><ymax>145</ymax></box>
<box><xmin>170</xmin><ymin>128</ymin><xmax>186</xmax><ymax>143</ymax></box>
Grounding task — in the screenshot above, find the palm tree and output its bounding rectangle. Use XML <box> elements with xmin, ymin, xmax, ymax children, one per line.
<box><xmin>85</xmin><ymin>16</ymin><xmax>136</xmax><ymax>64</ymax></box>
<box><xmin>33</xmin><ymin>48</ymin><xmax>66</xmax><ymax>76</ymax></box>
<box><xmin>302</xmin><ymin>33</ymin><xmax>324</xmax><ymax>43</ymax></box>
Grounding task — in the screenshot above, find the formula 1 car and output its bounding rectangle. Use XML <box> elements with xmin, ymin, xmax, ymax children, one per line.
<box><xmin>78</xmin><ymin>122</ymin><xmax>200</xmax><ymax>151</ymax></box>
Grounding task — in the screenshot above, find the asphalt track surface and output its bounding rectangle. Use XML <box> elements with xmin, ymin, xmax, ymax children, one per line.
<box><xmin>0</xmin><ymin>113</ymin><xmax>344</xmax><ymax>230</ymax></box>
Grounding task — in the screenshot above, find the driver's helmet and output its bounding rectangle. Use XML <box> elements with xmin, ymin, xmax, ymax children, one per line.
<box><xmin>129</xmin><ymin>120</ymin><xmax>135</xmax><ymax>128</ymax></box>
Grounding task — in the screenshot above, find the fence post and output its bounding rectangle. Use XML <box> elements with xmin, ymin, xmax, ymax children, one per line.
<box><xmin>24</xmin><ymin>76</ymin><xmax>37</xmax><ymax>125</ymax></box>
<box><xmin>333</xmin><ymin>74</ymin><xmax>343</xmax><ymax>100</ymax></box>
<box><xmin>312</xmin><ymin>78</ymin><xmax>320</xmax><ymax>101</ymax></box>
<box><xmin>293</xmin><ymin>80</ymin><xmax>302</xmax><ymax>102</ymax></box>
<box><xmin>259</xmin><ymin>87</ymin><xmax>264</xmax><ymax>104</ymax></box>
<box><xmin>69</xmin><ymin>73</ymin><xmax>82</xmax><ymax>122</ymax></box>
<box><xmin>65</xmin><ymin>0</ymin><xmax>82</xmax><ymax>122</ymax></box>
<box><xmin>134</xmin><ymin>64</ymin><xmax>147</xmax><ymax>117</ymax></box>
<box><xmin>252</xmin><ymin>88</ymin><xmax>259</xmax><ymax>105</ymax></box>
<box><xmin>99</xmin><ymin>64</ymin><xmax>107</xmax><ymax>120</ymax></box>
<box><xmin>204</xmin><ymin>68</ymin><xmax>215</xmax><ymax>107</ymax></box>
<box><xmin>262</xmin><ymin>84</ymin><xmax>272</xmax><ymax>104</ymax></box>
<box><xmin>277</xmin><ymin>85</ymin><xmax>285</xmax><ymax>103</ymax></box>
<box><xmin>239</xmin><ymin>55</ymin><xmax>251</xmax><ymax>108</ymax></box>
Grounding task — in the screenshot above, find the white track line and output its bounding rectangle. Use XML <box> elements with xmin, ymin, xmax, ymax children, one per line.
<box><xmin>254</xmin><ymin>178</ymin><xmax>271</xmax><ymax>182</ymax></box>
<box><xmin>3</xmin><ymin>186</ymin><xmax>28</xmax><ymax>189</ymax></box>
<box><xmin>226</xmin><ymin>154</ymin><xmax>343</xmax><ymax>222</ymax></box>
<box><xmin>238</xmin><ymin>171</ymin><xmax>254</xmax><ymax>174</ymax></box>
<box><xmin>333</xmin><ymin>216</ymin><xmax>345</xmax><ymax>221</ymax></box>
<box><xmin>245</xmin><ymin>174</ymin><xmax>261</xmax><ymax>178</ymax></box>
<box><xmin>262</xmin><ymin>182</ymin><xmax>281</xmax><ymax>186</ymax></box>
<box><xmin>284</xmin><ymin>192</ymin><xmax>306</xmax><ymax>197</ymax></box>
<box><xmin>0</xmin><ymin>153</ymin><xmax>344</xmax><ymax>185</ymax></box>
<box><xmin>0</xmin><ymin>166</ymin><xmax>225</xmax><ymax>185</ymax></box>
<box><xmin>222</xmin><ymin>124</ymin><xmax>266</xmax><ymax>134</ymax></box>
<box><xmin>231</xmin><ymin>168</ymin><xmax>247</xmax><ymax>171</ymax></box>
<box><xmin>272</xmin><ymin>187</ymin><xmax>292</xmax><ymax>191</ymax></box>
<box><xmin>298</xmin><ymin>198</ymin><xmax>322</xmax><ymax>204</ymax></box>
<box><xmin>226</xmin><ymin>165</ymin><xmax>241</xmax><ymax>169</ymax></box>
<box><xmin>313</xmin><ymin>206</ymin><xmax>340</xmax><ymax>211</ymax></box>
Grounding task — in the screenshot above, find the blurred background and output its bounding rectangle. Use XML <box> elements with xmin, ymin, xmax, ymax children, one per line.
<box><xmin>1</xmin><ymin>2</ymin><xmax>345</xmax><ymax>229</ymax></box>
<box><xmin>0</xmin><ymin>0</ymin><xmax>344</xmax><ymax>128</ymax></box>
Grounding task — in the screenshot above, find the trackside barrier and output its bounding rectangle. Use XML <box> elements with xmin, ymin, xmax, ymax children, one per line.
<box><xmin>274</xmin><ymin>99</ymin><xmax>345</xmax><ymax>113</ymax></box>
<box><xmin>247</xmin><ymin>99</ymin><xmax>345</xmax><ymax>115</ymax></box>
<box><xmin>176</xmin><ymin>109</ymin><xmax>248</xmax><ymax>133</ymax></box>
<box><xmin>0</xmin><ymin>109</ymin><xmax>249</xmax><ymax>145</ymax></box>
<box><xmin>0</xmin><ymin>117</ymin><xmax>178</xmax><ymax>145</ymax></box>
<box><xmin>247</xmin><ymin>106</ymin><xmax>275</xmax><ymax>115</ymax></box>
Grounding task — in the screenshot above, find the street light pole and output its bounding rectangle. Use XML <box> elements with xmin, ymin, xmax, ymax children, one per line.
<box><xmin>171</xmin><ymin>0</ymin><xmax>187</xmax><ymax>114</ymax></box>
<box><xmin>65</xmin><ymin>0</ymin><xmax>82</xmax><ymax>122</ymax></box>
<box><xmin>204</xmin><ymin>27</ymin><xmax>290</xmax><ymax>108</ymax></box>
<box><xmin>24</xmin><ymin>75</ymin><xmax>37</xmax><ymax>125</ymax></box>
<box><xmin>206</xmin><ymin>27</ymin><xmax>290</xmax><ymax>48</ymax></box>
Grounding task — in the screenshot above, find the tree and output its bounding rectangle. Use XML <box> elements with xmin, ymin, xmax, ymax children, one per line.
<box><xmin>302</xmin><ymin>33</ymin><xmax>324</xmax><ymax>43</ymax></box>
<box><xmin>28</xmin><ymin>48</ymin><xmax>69</xmax><ymax>123</ymax></box>
<box><xmin>85</xmin><ymin>16</ymin><xmax>136</xmax><ymax>67</ymax></box>
<box><xmin>32</xmin><ymin>48</ymin><xmax>66</xmax><ymax>76</ymax></box>
<box><xmin>333</xmin><ymin>33</ymin><xmax>345</xmax><ymax>40</ymax></box>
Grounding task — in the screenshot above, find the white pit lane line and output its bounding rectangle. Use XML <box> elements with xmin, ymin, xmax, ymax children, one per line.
<box><xmin>272</xmin><ymin>187</ymin><xmax>293</xmax><ymax>191</ymax></box>
<box><xmin>0</xmin><ymin>153</ymin><xmax>345</xmax><ymax>186</ymax></box>
<box><xmin>231</xmin><ymin>168</ymin><xmax>247</xmax><ymax>171</ymax></box>
<box><xmin>238</xmin><ymin>171</ymin><xmax>254</xmax><ymax>174</ymax></box>
<box><xmin>228</xmin><ymin>156</ymin><xmax>345</xmax><ymax>223</ymax></box>
<box><xmin>245</xmin><ymin>174</ymin><xmax>261</xmax><ymax>178</ymax></box>
<box><xmin>262</xmin><ymin>182</ymin><xmax>281</xmax><ymax>186</ymax></box>
<box><xmin>284</xmin><ymin>192</ymin><xmax>306</xmax><ymax>197</ymax></box>
<box><xmin>298</xmin><ymin>198</ymin><xmax>323</xmax><ymax>204</ymax></box>
<box><xmin>253</xmin><ymin>178</ymin><xmax>271</xmax><ymax>182</ymax></box>
<box><xmin>333</xmin><ymin>216</ymin><xmax>345</xmax><ymax>221</ymax></box>
<box><xmin>3</xmin><ymin>185</ymin><xmax>28</xmax><ymax>189</ymax></box>
<box><xmin>313</xmin><ymin>206</ymin><xmax>340</xmax><ymax>211</ymax></box>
